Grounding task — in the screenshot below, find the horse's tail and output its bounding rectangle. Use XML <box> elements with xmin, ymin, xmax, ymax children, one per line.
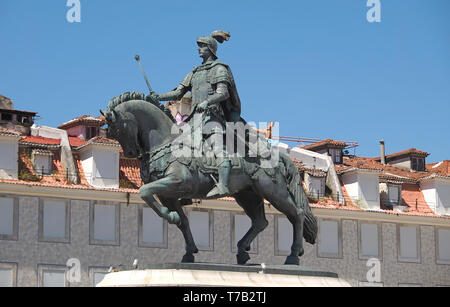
<box><xmin>281</xmin><ymin>154</ymin><xmax>318</xmax><ymax>244</ymax></box>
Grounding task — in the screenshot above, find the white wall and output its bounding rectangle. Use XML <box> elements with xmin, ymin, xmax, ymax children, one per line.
<box><xmin>0</xmin><ymin>136</ymin><xmax>19</xmax><ymax>180</ymax></box>
<box><xmin>421</xmin><ymin>180</ymin><xmax>437</xmax><ymax>213</ymax></box>
<box><xmin>287</xmin><ymin>146</ymin><xmax>345</xmax><ymax>204</ymax></box>
<box><xmin>389</xmin><ymin>157</ymin><xmax>411</xmax><ymax>170</ymax></box>
<box><xmin>66</xmin><ymin>126</ymin><xmax>84</xmax><ymax>139</ymax></box>
<box><xmin>79</xmin><ymin>145</ymin><xmax>119</xmax><ymax>189</ymax></box>
<box><xmin>342</xmin><ymin>171</ymin><xmax>379</xmax><ymax>210</ymax></box>
<box><xmin>358</xmin><ymin>172</ymin><xmax>380</xmax><ymax>210</ymax></box>
<box><xmin>436</xmin><ymin>180</ymin><xmax>450</xmax><ymax>215</ymax></box>
<box><xmin>342</xmin><ymin>172</ymin><xmax>359</xmax><ymax>199</ymax></box>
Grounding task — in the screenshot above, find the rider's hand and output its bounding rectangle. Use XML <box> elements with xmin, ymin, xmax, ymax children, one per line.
<box><xmin>197</xmin><ymin>100</ymin><xmax>209</xmax><ymax>112</ymax></box>
<box><xmin>145</xmin><ymin>92</ymin><xmax>160</xmax><ymax>103</ymax></box>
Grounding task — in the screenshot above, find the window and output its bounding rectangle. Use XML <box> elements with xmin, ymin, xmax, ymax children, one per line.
<box><xmin>86</xmin><ymin>126</ymin><xmax>99</xmax><ymax>140</ymax></box>
<box><xmin>318</xmin><ymin>219</ymin><xmax>341</xmax><ymax>258</ymax></box>
<box><xmin>0</xmin><ymin>263</ymin><xmax>17</xmax><ymax>287</ymax></box>
<box><xmin>0</xmin><ymin>196</ymin><xmax>18</xmax><ymax>241</ymax></box>
<box><xmin>138</xmin><ymin>205</ymin><xmax>167</xmax><ymax>248</ymax></box>
<box><xmin>436</xmin><ymin>228</ymin><xmax>450</xmax><ymax>264</ymax></box>
<box><xmin>39</xmin><ymin>199</ymin><xmax>70</xmax><ymax>243</ymax></box>
<box><xmin>16</xmin><ymin>115</ymin><xmax>30</xmax><ymax>125</ymax></box>
<box><xmin>411</xmin><ymin>157</ymin><xmax>425</xmax><ymax>172</ymax></box>
<box><xmin>89</xmin><ymin>267</ymin><xmax>110</xmax><ymax>287</ymax></box>
<box><xmin>32</xmin><ymin>150</ymin><xmax>53</xmax><ymax>175</ymax></box>
<box><xmin>398</xmin><ymin>225</ymin><xmax>420</xmax><ymax>263</ymax></box>
<box><xmin>275</xmin><ymin>216</ymin><xmax>293</xmax><ymax>255</ymax></box>
<box><xmin>388</xmin><ymin>185</ymin><xmax>400</xmax><ymax>205</ymax></box>
<box><xmin>90</xmin><ymin>202</ymin><xmax>120</xmax><ymax>246</ymax></box>
<box><xmin>359</xmin><ymin>223</ymin><xmax>381</xmax><ymax>259</ymax></box>
<box><xmin>329</xmin><ymin>148</ymin><xmax>343</xmax><ymax>164</ymax></box>
<box><xmin>38</xmin><ymin>265</ymin><xmax>67</xmax><ymax>287</ymax></box>
<box><xmin>188</xmin><ymin>209</ymin><xmax>213</xmax><ymax>251</ymax></box>
<box><xmin>1</xmin><ymin>113</ymin><xmax>13</xmax><ymax>121</ymax></box>
<box><xmin>231</xmin><ymin>213</ymin><xmax>257</xmax><ymax>253</ymax></box>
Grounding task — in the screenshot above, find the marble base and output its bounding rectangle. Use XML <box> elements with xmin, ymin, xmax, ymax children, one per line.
<box><xmin>97</xmin><ymin>263</ymin><xmax>351</xmax><ymax>287</ymax></box>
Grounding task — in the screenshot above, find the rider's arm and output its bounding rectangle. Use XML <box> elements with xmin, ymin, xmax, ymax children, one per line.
<box><xmin>157</xmin><ymin>84</ymin><xmax>189</xmax><ymax>101</ymax></box>
<box><xmin>205</xmin><ymin>82</ymin><xmax>230</xmax><ymax>105</ymax></box>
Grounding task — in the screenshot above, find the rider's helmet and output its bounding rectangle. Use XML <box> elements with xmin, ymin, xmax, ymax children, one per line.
<box><xmin>197</xmin><ymin>31</ymin><xmax>230</xmax><ymax>59</ymax></box>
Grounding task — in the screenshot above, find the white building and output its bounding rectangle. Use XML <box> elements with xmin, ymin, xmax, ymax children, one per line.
<box><xmin>0</xmin><ymin>99</ymin><xmax>449</xmax><ymax>287</ymax></box>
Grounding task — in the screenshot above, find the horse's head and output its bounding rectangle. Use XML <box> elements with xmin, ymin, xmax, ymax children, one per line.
<box><xmin>100</xmin><ymin>108</ymin><xmax>141</xmax><ymax>158</ymax></box>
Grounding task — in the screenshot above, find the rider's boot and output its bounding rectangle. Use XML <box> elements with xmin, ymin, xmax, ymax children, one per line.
<box><xmin>206</xmin><ymin>158</ymin><xmax>231</xmax><ymax>199</ymax></box>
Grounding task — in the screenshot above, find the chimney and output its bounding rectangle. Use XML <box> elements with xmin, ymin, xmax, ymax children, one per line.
<box><xmin>0</xmin><ymin>95</ymin><xmax>14</xmax><ymax>110</ymax></box>
<box><xmin>380</xmin><ymin>140</ymin><xmax>386</xmax><ymax>165</ymax></box>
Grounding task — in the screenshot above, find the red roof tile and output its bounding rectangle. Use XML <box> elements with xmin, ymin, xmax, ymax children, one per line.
<box><xmin>20</xmin><ymin>136</ymin><xmax>61</xmax><ymax>146</ymax></box>
<box><xmin>68</xmin><ymin>137</ymin><xmax>87</xmax><ymax>147</ymax></box>
<box><xmin>58</xmin><ymin>115</ymin><xmax>106</xmax><ymax>130</ymax></box>
<box><xmin>74</xmin><ymin>136</ymin><xmax>120</xmax><ymax>149</ymax></box>
<box><xmin>119</xmin><ymin>158</ymin><xmax>142</xmax><ymax>189</ymax></box>
<box><xmin>0</xmin><ymin>128</ymin><xmax>22</xmax><ymax>137</ymax></box>
<box><xmin>377</xmin><ymin>148</ymin><xmax>429</xmax><ymax>162</ymax></box>
<box><xmin>301</xmin><ymin>139</ymin><xmax>348</xmax><ymax>150</ymax></box>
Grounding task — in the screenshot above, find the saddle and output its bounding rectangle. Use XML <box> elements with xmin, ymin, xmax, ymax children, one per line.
<box><xmin>140</xmin><ymin>142</ymin><xmax>245</xmax><ymax>183</ymax></box>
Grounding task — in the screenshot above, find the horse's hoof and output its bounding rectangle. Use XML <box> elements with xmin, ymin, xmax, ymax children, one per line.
<box><xmin>182</xmin><ymin>254</ymin><xmax>195</xmax><ymax>263</ymax></box>
<box><xmin>284</xmin><ymin>255</ymin><xmax>299</xmax><ymax>266</ymax></box>
<box><xmin>237</xmin><ymin>252</ymin><xmax>250</xmax><ymax>265</ymax></box>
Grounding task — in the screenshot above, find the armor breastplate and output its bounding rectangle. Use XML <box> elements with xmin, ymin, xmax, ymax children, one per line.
<box><xmin>190</xmin><ymin>68</ymin><xmax>213</xmax><ymax>108</ymax></box>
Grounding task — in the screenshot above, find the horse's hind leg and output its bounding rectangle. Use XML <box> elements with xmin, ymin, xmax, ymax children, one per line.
<box><xmin>161</xmin><ymin>197</ymin><xmax>198</xmax><ymax>263</ymax></box>
<box><xmin>261</xmin><ymin>187</ymin><xmax>304</xmax><ymax>265</ymax></box>
<box><xmin>233</xmin><ymin>190</ymin><xmax>268</xmax><ymax>265</ymax></box>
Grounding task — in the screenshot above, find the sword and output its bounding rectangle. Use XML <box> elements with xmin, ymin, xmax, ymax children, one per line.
<box><xmin>134</xmin><ymin>54</ymin><xmax>155</xmax><ymax>95</ymax></box>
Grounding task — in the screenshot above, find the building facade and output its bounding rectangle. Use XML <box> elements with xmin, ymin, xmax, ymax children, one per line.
<box><xmin>0</xmin><ymin>97</ymin><xmax>449</xmax><ymax>287</ymax></box>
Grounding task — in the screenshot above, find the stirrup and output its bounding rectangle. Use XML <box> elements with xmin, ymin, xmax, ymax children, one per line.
<box><xmin>206</xmin><ymin>184</ymin><xmax>230</xmax><ymax>199</ymax></box>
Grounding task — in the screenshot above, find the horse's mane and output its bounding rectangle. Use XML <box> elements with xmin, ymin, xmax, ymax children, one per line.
<box><xmin>107</xmin><ymin>91</ymin><xmax>175</xmax><ymax>123</ymax></box>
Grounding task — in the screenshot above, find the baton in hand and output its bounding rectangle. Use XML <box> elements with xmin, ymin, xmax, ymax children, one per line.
<box><xmin>134</xmin><ymin>54</ymin><xmax>155</xmax><ymax>95</ymax></box>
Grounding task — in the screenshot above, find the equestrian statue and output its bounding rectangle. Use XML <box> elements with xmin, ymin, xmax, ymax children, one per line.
<box><xmin>101</xmin><ymin>31</ymin><xmax>318</xmax><ymax>266</ymax></box>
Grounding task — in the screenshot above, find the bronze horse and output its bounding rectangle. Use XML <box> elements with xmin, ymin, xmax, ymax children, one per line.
<box><xmin>101</xmin><ymin>94</ymin><xmax>317</xmax><ymax>265</ymax></box>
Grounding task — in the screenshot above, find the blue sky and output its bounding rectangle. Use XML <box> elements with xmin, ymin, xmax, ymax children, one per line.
<box><xmin>1</xmin><ymin>0</ymin><xmax>449</xmax><ymax>162</ymax></box>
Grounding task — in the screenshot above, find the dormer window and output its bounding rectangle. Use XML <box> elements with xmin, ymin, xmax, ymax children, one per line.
<box><xmin>301</xmin><ymin>139</ymin><xmax>348</xmax><ymax>165</ymax></box>
<box><xmin>387</xmin><ymin>184</ymin><xmax>400</xmax><ymax>205</ymax></box>
<box><xmin>86</xmin><ymin>126</ymin><xmax>99</xmax><ymax>140</ymax></box>
<box><xmin>16</xmin><ymin>115</ymin><xmax>31</xmax><ymax>125</ymax></box>
<box><xmin>411</xmin><ymin>157</ymin><xmax>425</xmax><ymax>172</ymax></box>
<box><xmin>31</xmin><ymin>150</ymin><xmax>53</xmax><ymax>175</ymax></box>
<box><xmin>1</xmin><ymin>112</ymin><xmax>13</xmax><ymax>122</ymax></box>
<box><xmin>329</xmin><ymin>148</ymin><xmax>343</xmax><ymax>164</ymax></box>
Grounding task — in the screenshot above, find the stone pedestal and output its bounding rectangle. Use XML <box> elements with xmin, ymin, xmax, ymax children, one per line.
<box><xmin>97</xmin><ymin>263</ymin><xmax>351</xmax><ymax>287</ymax></box>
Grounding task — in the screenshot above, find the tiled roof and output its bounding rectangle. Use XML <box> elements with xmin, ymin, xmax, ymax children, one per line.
<box><xmin>2</xmin><ymin>149</ymin><xmax>139</xmax><ymax>194</ymax></box>
<box><xmin>401</xmin><ymin>183</ymin><xmax>435</xmax><ymax>215</ymax></box>
<box><xmin>74</xmin><ymin>136</ymin><xmax>120</xmax><ymax>150</ymax></box>
<box><xmin>58</xmin><ymin>115</ymin><xmax>106</xmax><ymax>130</ymax></box>
<box><xmin>68</xmin><ymin>137</ymin><xmax>87</xmax><ymax>147</ymax></box>
<box><xmin>20</xmin><ymin>136</ymin><xmax>61</xmax><ymax>146</ymax></box>
<box><xmin>0</xmin><ymin>128</ymin><xmax>22</xmax><ymax>137</ymax></box>
<box><xmin>3</xmin><ymin>136</ymin><xmax>450</xmax><ymax>220</ymax></box>
<box><xmin>31</xmin><ymin>149</ymin><xmax>53</xmax><ymax>156</ymax></box>
<box><xmin>336</xmin><ymin>156</ymin><xmax>425</xmax><ymax>180</ymax></box>
<box><xmin>301</xmin><ymin>139</ymin><xmax>348</xmax><ymax>150</ymax></box>
<box><xmin>376</xmin><ymin>148</ymin><xmax>430</xmax><ymax>162</ymax></box>
<box><xmin>427</xmin><ymin>160</ymin><xmax>450</xmax><ymax>177</ymax></box>
<box><xmin>119</xmin><ymin>158</ymin><xmax>143</xmax><ymax>189</ymax></box>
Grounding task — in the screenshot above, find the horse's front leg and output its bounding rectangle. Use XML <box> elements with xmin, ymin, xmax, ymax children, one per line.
<box><xmin>139</xmin><ymin>176</ymin><xmax>186</xmax><ymax>225</ymax></box>
<box><xmin>160</xmin><ymin>197</ymin><xmax>198</xmax><ymax>263</ymax></box>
